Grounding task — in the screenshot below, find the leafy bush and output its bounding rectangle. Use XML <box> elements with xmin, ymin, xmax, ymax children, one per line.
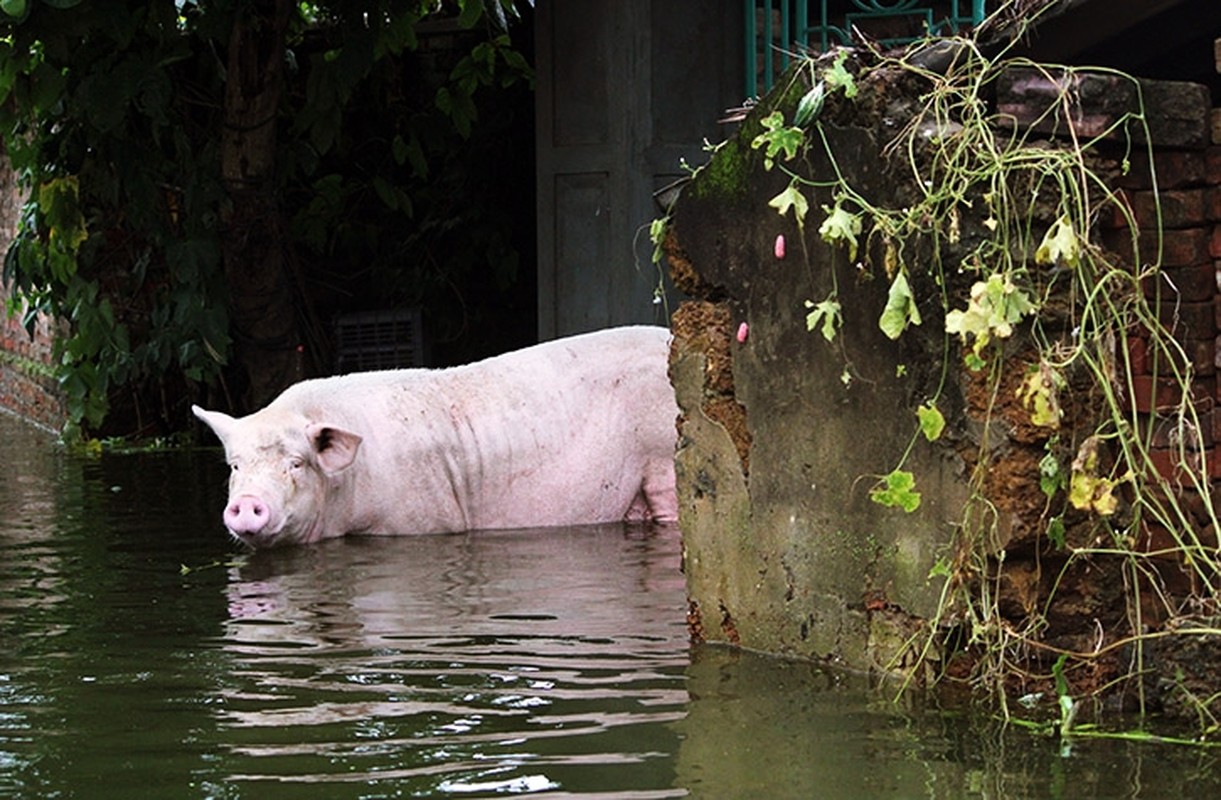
<box><xmin>1</xmin><ymin>0</ymin><xmax>533</xmax><ymax>434</ymax></box>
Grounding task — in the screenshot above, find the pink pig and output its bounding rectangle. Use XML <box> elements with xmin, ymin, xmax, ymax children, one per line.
<box><xmin>194</xmin><ymin>326</ymin><xmax>679</xmax><ymax>548</ymax></box>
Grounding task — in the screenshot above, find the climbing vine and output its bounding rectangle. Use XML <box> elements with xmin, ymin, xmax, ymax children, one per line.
<box><xmin>733</xmin><ymin>15</ymin><xmax>1220</xmax><ymax>735</ymax></box>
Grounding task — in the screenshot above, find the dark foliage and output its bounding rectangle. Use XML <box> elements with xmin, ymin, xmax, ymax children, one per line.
<box><xmin>0</xmin><ymin>0</ymin><xmax>534</xmax><ymax>434</ymax></box>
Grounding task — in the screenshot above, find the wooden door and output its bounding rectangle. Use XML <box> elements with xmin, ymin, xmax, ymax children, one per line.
<box><xmin>535</xmin><ymin>0</ymin><xmax>742</xmax><ymax>339</ymax></box>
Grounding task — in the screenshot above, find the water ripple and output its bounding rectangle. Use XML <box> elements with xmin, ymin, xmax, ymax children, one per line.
<box><xmin>210</xmin><ymin>528</ymin><xmax>690</xmax><ymax>795</ymax></box>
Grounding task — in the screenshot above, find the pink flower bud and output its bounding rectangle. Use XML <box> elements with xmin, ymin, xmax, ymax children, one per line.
<box><xmin>774</xmin><ymin>234</ymin><xmax>786</xmax><ymax>260</ymax></box>
<box><xmin>736</xmin><ymin>322</ymin><xmax>749</xmax><ymax>343</ymax></box>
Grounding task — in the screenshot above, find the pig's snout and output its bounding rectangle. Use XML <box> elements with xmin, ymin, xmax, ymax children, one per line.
<box><xmin>224</xmin><ymin>494</ymin><xmax>271</xmax><ymax>535</ymax></box>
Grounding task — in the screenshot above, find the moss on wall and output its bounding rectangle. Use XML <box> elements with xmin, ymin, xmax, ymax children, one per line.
<box><xmin>665</xmin><ymin>44</ymin><xmax>1221</xmax><ymax>730</ymax></box>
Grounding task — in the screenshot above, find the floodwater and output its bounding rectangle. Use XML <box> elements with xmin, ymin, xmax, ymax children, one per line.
<box><xmin>2</xmin><ymin>411</ymin><xmax>1220</xmax><ymax>799</ymax></box>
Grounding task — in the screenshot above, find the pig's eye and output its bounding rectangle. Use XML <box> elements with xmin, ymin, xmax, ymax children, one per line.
<box><xmin>229</xmin><ymin>463</ymin><xmax>239</xmax><ymax>472</ymax></box>
<box><xmin>288</xmin><ymin>457</ymin><xmax>305</xmax><ymax>471</ymax></box>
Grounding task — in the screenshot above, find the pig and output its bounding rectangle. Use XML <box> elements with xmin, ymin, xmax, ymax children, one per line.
<box><xmin>193</xmin><ymin>326</ymin><xmax>679</xmax><ymax>548</ymax></box>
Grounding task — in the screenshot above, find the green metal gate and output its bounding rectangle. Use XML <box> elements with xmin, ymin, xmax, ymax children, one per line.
<box><xmin>746</xmin><ymin>1</ymin><xmax>987</xmax><ymax>95</ymax></box>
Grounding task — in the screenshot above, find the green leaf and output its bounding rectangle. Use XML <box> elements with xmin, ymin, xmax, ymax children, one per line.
<box><xmin>804</xmin><ymin>297</ymin><xmax>841</xmax><ymax>342</ymax></box>
<box><xmin>403</xmin><ymin>134</ymin><xmax>428</xmax><ymax>178</ymax></box>
<box><xmin>878</xmin><ymin>270</ymin><xmax>921</xmax><ymax>340</ymax></box>
<box><xmin>1039</xmin><ymin>450</ymin><xmax>1065</xmax><ymax>499</ymax></box>
<box><xmin>768</xmin><ymin>184</ymin><xmax>809</xmax><ymax>227</ymax></box>
<box><xmin>750</xmin><ymin>111</ymin><xmax>804</xmax><ymax>169</ymax></box>
<box><xmin>824</xmin><ymin>51</ymin><xmax>857</xmax><ymax>98</ymax></box>
<box><xmin>372</xmin><ymin>176</ymin><xmax>399</xmax><ymax>210</ymax></box>
<box><xmin>391</xmin><ymin>134</ymin><xmax>409</xmax><ymax>165</ymax></box>
<box><xmin>916</xmin><ymin>403</ymin><xmax>945</xmax><ymax>441</ymax></box>
<box><xmin>945</xmin><ymin>273</ymin><xmax>1037</xmax><ymax>358</ymax></box>
<box><xmin>870</xmin><ymin>469</ymin><xmax>922</xmax><ymax>512</ymax></box>
<box><xmin>457</xmin><ymin>0</ymin><xmax>485</xmax><ymax>29</ymax></box>
<box><xmin>928</xmin><ymin>557</ymin><xmax>953</xmax><ymax>579</ymax></box>
<box><xmin>0</xmin><ymin>0</ymin><xmax>27</xmax><ymax>18</ymax></box>
<box><xmin>649</xmin><ymin>216</ymin><xmax>668</xmax><ymax>264</ymax></box>
<box><xmin>818</xmin><ymin>202</ymin><xmax>862</xmax><ymax>260</ymax></box>
<box><xmin>375</xmin><ymin>9</ymin><xmax>421</xmax><ymax>57</ymax></box>
<box><xmin>1046</xmin><ymin>516</ymin><xmax>1066</xmax><ymax>550</ymax></box>
<box><xmin>38</xmin><ymin>176</ymin><xmax>88</xmax><ymax>256</ymax></box>
<box><xmin>1052</xmin><ymin>654</ymin><xmax>1078</xmax><ymax>736</ymax></box>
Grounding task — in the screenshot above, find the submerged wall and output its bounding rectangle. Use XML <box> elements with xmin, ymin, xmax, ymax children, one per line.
<box><xmin>667</xmin><ymin>46</ymin><xmax>1221</xmax><ymax>710</ymax></box>
<box><xmin>667</xmin><ymin>119</ymin><xmax>970</xmax><ymax>672</ymax></box>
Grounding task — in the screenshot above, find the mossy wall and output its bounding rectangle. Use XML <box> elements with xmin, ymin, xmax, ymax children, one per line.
<box><xmin>665</xmin><ymin>48</ymin><xmax>1221</xmax><ymax>710</ymax></box>
<box><xmin>667</xmin><ymin>98</ymin><xmax>972</xmax><ymax>672</ymax></box>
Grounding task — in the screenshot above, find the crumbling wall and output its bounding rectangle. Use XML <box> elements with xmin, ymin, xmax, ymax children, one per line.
<box><xmin>668</xmin><ymin>47</ymin><xmax>1221</xmax><ymax>712</ymax></box>
<box><xmin>667</xmin><ymin>100</ymin><xmax>973</xmax><ymax>672</ymax></box>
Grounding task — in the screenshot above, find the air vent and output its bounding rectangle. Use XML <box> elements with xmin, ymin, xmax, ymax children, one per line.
<box><xmin>334</xmin><ymin>309</ymin><xmax>426</xmax><ymax>373</ymax></box>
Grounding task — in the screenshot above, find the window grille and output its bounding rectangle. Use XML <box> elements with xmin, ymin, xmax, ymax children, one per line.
<box><xmin>746</xmin><ymin>1</ymin><xmax>987</xmax><ymax>96</ymax></box>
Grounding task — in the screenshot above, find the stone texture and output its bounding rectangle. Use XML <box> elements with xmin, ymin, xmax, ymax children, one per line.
<box><xmin>997</xmin><ymin>67</ymin><xmax>1212</xmax><ymax>149</ymax></box>
<box><xmin>669</xmin><ymin>117</ymin><xmax>970</xmax><ymax>668</ymax></box>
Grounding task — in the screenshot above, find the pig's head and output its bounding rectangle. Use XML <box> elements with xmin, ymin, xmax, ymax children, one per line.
<box><xmin>192</xmin><ymin>404</ymin><xmax>362</xmax><ymax>548</ymax></box>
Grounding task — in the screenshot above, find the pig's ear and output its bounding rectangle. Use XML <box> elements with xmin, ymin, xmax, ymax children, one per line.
<box><xmin>306</xmin><ymin>423</ymin><xmax>361</xmax><ymax>473</ymax></box>
<box><xmin>193</xmin><ymin>405</ymin><xmax>235</xmax><ymax>446</ymax></box>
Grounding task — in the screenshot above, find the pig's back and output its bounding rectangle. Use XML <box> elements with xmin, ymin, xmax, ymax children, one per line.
<box><xmin>269</xmin><ymin>326</ymin><xmax>676</xmax><ymax>530</ymax></box>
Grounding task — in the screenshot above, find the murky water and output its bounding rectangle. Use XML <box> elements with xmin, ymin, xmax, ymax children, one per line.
<box><xmin>2</xmin><ymin>411</ymin><xmax>1220</xmax><ymax>798</ymax></box>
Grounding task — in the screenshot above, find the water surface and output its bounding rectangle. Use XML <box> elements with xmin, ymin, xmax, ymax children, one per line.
<box><xmin>1</xmin><ymin>411</ymin><xmax>1218</xmax><ymax>798</ymax></box>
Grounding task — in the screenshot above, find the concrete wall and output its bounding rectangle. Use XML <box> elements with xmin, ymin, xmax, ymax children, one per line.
<box><xmin>666</xmin><ymin>111</ymin><xmax>972</xmax><ymax>672</ymax></box>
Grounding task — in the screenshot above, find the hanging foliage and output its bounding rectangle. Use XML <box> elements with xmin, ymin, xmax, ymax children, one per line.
<box><xmin>0</xmin><ymin>0</ymin><xmax>534</xmax><ymax>435</ymax></box>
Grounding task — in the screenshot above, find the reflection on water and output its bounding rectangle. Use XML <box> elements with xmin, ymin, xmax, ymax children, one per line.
<box><xmin>2</xmin><ymin>411</ymin><xmax>1221</xmax><ymax>798</ymax></box>
<box><xmin>215</xmin><ymin>530</ymin><xmax>689</xmax><ymax>797</ymax></box>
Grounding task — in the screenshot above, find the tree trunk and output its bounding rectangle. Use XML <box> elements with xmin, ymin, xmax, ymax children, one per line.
<box><xmin>220</xmin><ymin>0</ymin><xmax>302</xmax><ymax>411</ymax></box>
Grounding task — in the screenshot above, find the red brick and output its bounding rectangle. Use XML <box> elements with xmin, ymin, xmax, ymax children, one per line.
<box><xmin>1154</xmin><ymin>447</ymin><xmax>1221</xmax><ymax>484</ymax></box>
<box><xmin>1130</xmin><ymin>374</ymin><xmax>1215</xmax><ymax>413</ymax></box>
<box><xmin>1125</xmin><ymin>335</ymin><xmax>1150</xmax><ymax>375</ymax></box>
<box><xmin>1142</xmin><ymin>262</ymin><xmax>1216</xmax><ymax>302</ymax></box>
<box><xmin>1136</xmin><ymin>520</ymin><xmax>1177</xmax><ymax>553</ymax></box>
<box><xmin>1106</xmin><ymin>190</ymin><xmax>1135</xmax><ymax>231</ymax></box>
<box><xmin>1105</xmin><ymin>227</ymin><xmax>1212</xmax><ymax>267</ymax></box>
<box><xmin>1119</xmin><ymin>150</ymin><xmax>1207</xmax><ymax>190</ymax></box>
<box><xmin>1146</xmin><ymin>447</ymin><xmax>1175</xmax><ymax>480</ymax></box>
<box><xmin>1099</xmin><ymin>226</ymin><xmax>1137</xmax><ymax>263</ymax></box>
<box><xmin>1208</xmin><ymin>146</ymin><xmax>1221</xmax><ymax>183</ymax></box>
<box><xmin>1142</xmin><ymin>410</ymin><xmax>1214</xmax><ymax>449</ymax></box>
<box><xmin>1146</xmin><ymin>447</ymin><xmax>1208</xmax><ymax>483</ymax></box>
<box><xmin>1213</xmin><ymin>225</ymin><xmax>1221</xmax><ymax>259</ymax></box>
<box><xmin>1166</xmin><ymin>228</ymin><xmax>1213</xmax><ymax>266</ymax></box>
<box><xmin>1131</xmin><ymin>189</ymin><xmax>1208</xmax><ymax>229</ymax></box>
<box><xmin>1189</xmin><ymin>337</ymin><xmax>1218</xmax><ymax>376</ymax></box>
<box><xmin>1158</xmin><ymin>299</ymin><xmax>1216</xmax><ymax>340</ymax></box>
<box><xmin>1208</xmin><ymin>187</ymin><xmax>1221</xmax><ymax>223</ymax></box>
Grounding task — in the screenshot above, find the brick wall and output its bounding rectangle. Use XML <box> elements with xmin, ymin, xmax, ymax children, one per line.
<box><xmin>0</xmin><ymin>152</ymin><xmax>66</xmax><ymax>431</ymax></box>
<box><xmin>1107</xmin><ymin>145</ymin><xmax>1221</xmax><ymax>485</ymax></box>
<box><xmin>999</xmin><ymin>66</ymin><xmax>1221</xmax><ymax>541</ymax></box>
